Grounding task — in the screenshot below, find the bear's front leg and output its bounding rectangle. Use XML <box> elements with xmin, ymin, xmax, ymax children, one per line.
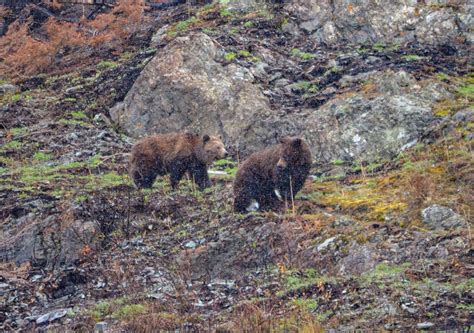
<box><xmin>190</xmin><ymin>164</ymin><xmax>211</xmax><ymax>191</ymax></box>
<box><xmin>170</xmin><ymin>164</ymin><xmax>187</xmax><ymax>190</ymax></box>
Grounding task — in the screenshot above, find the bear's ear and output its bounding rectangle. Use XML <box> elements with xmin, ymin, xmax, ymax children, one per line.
<box><xmin>292</xmin><ymin>138</ymin><xmax>302</xmax><ymax>147</ymax></box>
<box><xmin>203</xmin><ymin>134</ymin><xmax>210</xmax><ymax>143</ymax></box>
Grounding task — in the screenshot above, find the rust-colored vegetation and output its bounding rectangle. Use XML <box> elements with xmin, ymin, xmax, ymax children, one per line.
<box><xmin>0</xmin><ymin>0</ymin><xmax>149</xmax><ymax>81</ymax></box>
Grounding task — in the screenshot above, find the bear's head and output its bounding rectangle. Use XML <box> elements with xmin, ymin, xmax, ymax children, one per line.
<box><xmin>202</xmin><ymin>134</ymin><xmax>228</xmax><ymax>164</ymax></box>
<box><xmin>276</xmin><ymin>136</ymin><xmax>309</xmax><ymax>171</ymax></box>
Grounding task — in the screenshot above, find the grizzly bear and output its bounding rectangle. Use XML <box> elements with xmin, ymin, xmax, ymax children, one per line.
<box><xmin>130</xmin><ymin>132</ymin><xmax>228</xmax><ymax>190</ymax></box>
<box><xmin>233</xmin><ymin>137</ymin><xmax>312</xmax><ymax>213</ymax></box>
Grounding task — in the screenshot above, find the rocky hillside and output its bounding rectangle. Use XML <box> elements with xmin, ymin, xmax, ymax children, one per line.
<box><xmin>0</xmin><ymin>0</ymin><xmax>473</xmax><ymax>332</ymax></box>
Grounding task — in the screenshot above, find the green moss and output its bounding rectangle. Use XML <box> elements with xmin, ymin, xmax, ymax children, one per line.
<box><xmin>243</xmin><ymin>21</ymin><xmax>254</xmax><ymax>28</ymax></box>
<box><xmin>0</xmin><ymin>167</ymin><xmax>8</xmax><ymax>175</ymax></box>
<box><xmin>224</xmin><ymin>52</ymin><xmax>237</xmax><ymax>61</ymax></box>
<box><xmin>238</xmin><ymin>50</ymin><xmax>252</xmax><ymax>58</ymax></box>
<box><xmin>63</xmin><ymin>97</ymin><xmax>77</xmax><ymax>102</ymax></box>
<box><xmin>111</xmin><ymin>304</ymin><xmax>146</xmax><ymax>320</ymax></box>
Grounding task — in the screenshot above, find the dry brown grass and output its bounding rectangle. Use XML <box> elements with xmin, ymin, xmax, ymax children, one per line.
<box><xmin>0</xmin><ymin>0</ymin><xmax>149</xmax><ymax>80</ymax></box>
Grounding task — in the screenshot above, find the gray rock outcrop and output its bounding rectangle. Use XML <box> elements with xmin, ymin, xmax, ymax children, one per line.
<box><xmin>285</xmin><ymin>0</ymin><xmax>473</xmax><ymax>45</ymax></box>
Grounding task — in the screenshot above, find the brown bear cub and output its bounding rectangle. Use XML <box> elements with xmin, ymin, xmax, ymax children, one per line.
<box><xmin>130</xmin><ymin>132</ymin><xmax>228</xmax><ymax>190</ymax></box>
<box><xmin>233</xmin><ymin>137</ymin><xmax>312</xmax><ymax>212</ymax></box>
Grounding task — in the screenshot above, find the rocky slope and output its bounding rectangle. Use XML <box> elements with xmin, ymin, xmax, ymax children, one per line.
<box><xmin>0</xmin><ymin>1</ymin><xmax>473</xmax><ymax>332</ymax></box>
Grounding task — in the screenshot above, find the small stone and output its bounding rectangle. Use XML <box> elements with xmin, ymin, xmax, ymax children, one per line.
<box><xmin>401</xmin><ymin>303</ymin><xmax>417</xmax><ymax>314</ymax></box>
<box><xmin>417</xmin><ymin>322</ymin><xmax>434</xmax><ymax>329</ymax></box>
<box><xmin>0</xmin><ymin>84</ymin><xmax>19</xmax><ymax>94</ymax></box>
<box><xmin>184</xmin><ymin>240</ymin><xmax>197</xmax><ymax>249</ymax></box>
<box><xmin>421</xmin><ymin>205</ymin><xmax>465</xmax><ymax>230</ymax></box>
<box><xmin>300</xmin><ymin>19</ymin><xmax>322</xmax><ymax>33</ymax></box>
<box><xmin>36</xmin><ymin>309</ymin><xmax>68</xmax><ymax>325</ymax></box>
<box><xmin>95</xmin><ymin>321</ymin><xmax>108</xmax><ymax>333</ymax></box>
<box><xmin>317</xmin><ymin>237</ymin><xmax>336</xmax><ymax>252</ymax></box>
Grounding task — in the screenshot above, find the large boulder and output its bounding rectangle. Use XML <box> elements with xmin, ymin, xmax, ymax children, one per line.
<box><xmin>110</xmin><ymin>32</ymin><xmax>274</xmax><ymax>155</ymax></box>
<box><xmin>285</xmin><ymin>0</ymin><xmax>473</xmax><ymax>45</ymax></box>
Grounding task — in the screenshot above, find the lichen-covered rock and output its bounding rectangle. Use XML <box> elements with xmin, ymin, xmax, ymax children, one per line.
<box><xmin>300</xmin><ymin>70</ymin><xmax>451</xmax><ymax>164</ymax></box>
<box><xmin>285</xmin><ymin>0</ymin><xmax>473</xmax><ymax>45</ymax></box>
<box><xmin>110</xmin><ymin>32</ymin><xmax>274</xmax><ymax>156</ymax></box>
<box><xmin>421</xmin><ymin>204</ymin><xmax>465</xmax><ymax>230</ymax></box>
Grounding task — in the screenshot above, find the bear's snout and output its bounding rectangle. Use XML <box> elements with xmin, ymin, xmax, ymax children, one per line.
<box><xmin>276</xmin><ymin>158</ymin><xmax>287</xmax><ymax>170</ymax></box>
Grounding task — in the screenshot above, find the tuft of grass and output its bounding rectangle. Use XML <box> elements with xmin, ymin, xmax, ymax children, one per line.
<box><xmin>10</xmin><ymin>127</ymin><xmax>28</xmax><ymax>136</ymax></box>
<box><xmin>291</xmin><ymin>48</ymin><xmax>316</xmax><ymax>60</ymax></box>
<box><xmin>97</xmin><ymin>60</ymin><xmax>118</xmax><ymax>70</ymax></box>
<box><xmin>112</xmin><ymin>304</ymin><xmax>147</xmax><ymax>320</ymax></box>
<box><xmin>401</xmin><ymin>54</ymin><xmax>424</xmax><ymax>61</ymax></box>
<box><xmin>2</xmin><ymin>140</ymin><xmax>22</xmax><ymax>151</ymax></box>
<box><xmin>292</xmin><ymin>298</ymin><xmax>318</xmax><ymax>312</ymax></box>
<box><xmin>71</xmin><ymin>110</ymin><xmax>88</xmax><ymax>120</ymax></box>
<box><xmin>175</xmin><ymin>17</ymin><xmax>199</xmax><ymax>32</ymax></box>
<box><xmin>372</xmin><ymin>42</ymin><xmax>385</xmax><ymax>52</ymax></box>
<box><xmin>220</xmin><ymin>8</ymin><xmax>232</xmax><ymax>18</ymax></box>
<box><xmin>243</xmin><ymin>21</ymin><xmax>254</xmax><ymax>28</ymax></box>
<box><xmin>33</xmin><ymin>152</ymin><xmax>52</xmax><ymax>161</ymax></box>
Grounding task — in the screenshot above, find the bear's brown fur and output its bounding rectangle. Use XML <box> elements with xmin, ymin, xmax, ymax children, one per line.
<box><xmin>130</xmin><ymin>132</ymin><xmax>227</xmax><ymax>190</ymax></box>
<box><xmin>233</xmin><ymin>137</ymin><xmax>312</xmax><ymax>212</ymax></box>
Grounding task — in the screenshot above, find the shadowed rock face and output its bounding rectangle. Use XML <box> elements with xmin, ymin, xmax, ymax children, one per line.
<box><xmin>285</xmin><ymin>0</ymin><xmax>473</xmax><ymax>45</ymax></box>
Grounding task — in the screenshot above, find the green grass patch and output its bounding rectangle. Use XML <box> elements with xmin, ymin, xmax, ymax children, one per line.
<box><xmin>238</xmin><ymin>50</ymin><xmax>252</xmax><ymax>58</ymax></box>
<box><xmin>243</xmin><ymin>21</ymin><xmax>254</xmax><ymax>28</ymax></box>
<box><xmin>33</xmin><ymin>152</ymin><xmax>52</xmax><ymax>161</ymax></box>
<box><xmin>291</xmin><ymin>48</ymin><xmax>316</xmax><ymax>60</ymax></box>
<box><xmin>456</xmin><ymin>84</ymin><xmax>474</xmax><ymax>99</ymax></box>
<box><xmin>10</xmin><ymin>127</ymin><xmax>28</xmax><ymax>136</ymax></box>
<box><xmin>224</xmin><ymin>52</ymin><xmax>237</xmax><ymax>61</ymax></box>
<box><xmin>175</xmin><ymin>17</ymin><xmax>199</xmax><ymax>32</ymax></box>
<box><xmin>401</xmin><ymin>54</ymin><xmax>424</xmax><ymax>61</ymax></box>
<box><xmin>291</xmin><ymin>298</ymin><xmax>318</xmax><ymax>312</ymax></box>
<box><xmin>2</xmin><ymin>140</ymin><xmax>22</xmax><ymax>151</ymax></box>
<box><xmin>111</xmin><ymin>304</ymin><xmax>147</xmax><ymax>320</ymax></box>
<box><xmin>219</xmin><ymin>8</ymin><xmax>232</xmax><ymax>17</ymax></box>
<box><xmin>97</xmin><ymin>60</ymin><xmax>118</xmax><ymax>70</ymax></box>
<box><xmin>71</xmin><ymin>110</ymin><xmax>88</xmax><ymax>120</ymax></box>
